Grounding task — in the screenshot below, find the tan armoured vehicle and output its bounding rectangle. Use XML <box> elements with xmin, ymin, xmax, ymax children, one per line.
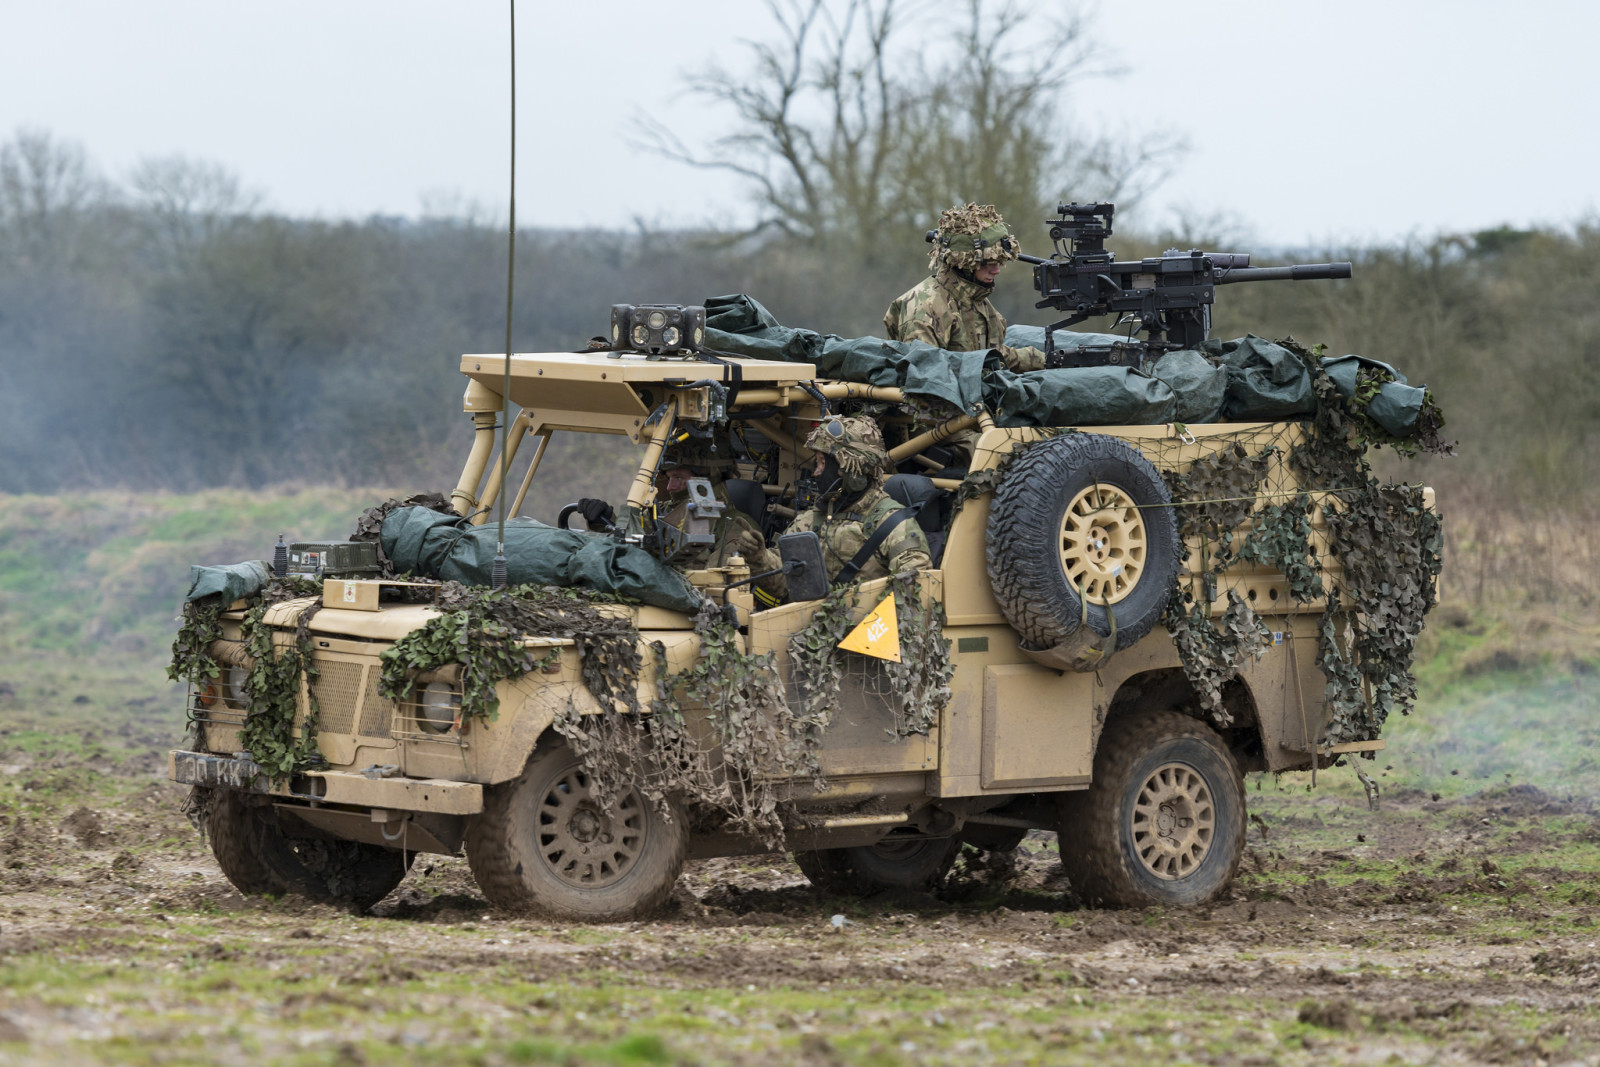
<box><xmin>169</xmin><ymin>318</ymin><xmax>1435</xmax><ymax>919</ymax></box>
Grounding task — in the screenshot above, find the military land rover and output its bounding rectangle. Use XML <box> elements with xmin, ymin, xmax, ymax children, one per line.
<box><xmin>168</xmin><ymin>206</ymin><xmax>1445</xmax><ymax>920</ymax></box>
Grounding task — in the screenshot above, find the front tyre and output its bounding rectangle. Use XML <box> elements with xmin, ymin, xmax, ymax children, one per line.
<box><xmin>465</xmin><ymin>740</ymin><xmax>687</xmax><ymax>922</ymax></box>
<box><xmin>207</xmin><ymin>790</ymin><xmax>411</xmax><ymax>909</ymax></box>
<box><xmin>1057</xmin><ymin>711</ymin><xmax>1244</xmax><ymax>907</ymax></box>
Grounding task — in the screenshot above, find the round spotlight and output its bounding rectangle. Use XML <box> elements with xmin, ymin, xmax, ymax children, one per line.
<box><xmin>225</xmin><ymin>664</ymin><xmax>249</xmax><ymax>708</ymax></box>
<box><xmin>418</xmin><ymin>682</ymin><xmax>460</xmax><ymax>733</ymax></box>
<box><xmin>661</xmin><ymin>326</ymin><xmax>680</xmax><ymax>348</ymax></box>
<box><xmin>646</xmin><ymin>310</ymin><xmax>667</xmax><ymax>330</ymax></box>
<box><xmin>631</xmin><ymin>324</ymin><xmax>650</xmax><ymax>347</ymax></box>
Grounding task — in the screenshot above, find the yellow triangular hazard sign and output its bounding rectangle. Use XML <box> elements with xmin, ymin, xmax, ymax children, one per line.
<box><xmin>837</xmin><ymin>593</ymin><xmax>900</xmax><ymax>662</ymax></box>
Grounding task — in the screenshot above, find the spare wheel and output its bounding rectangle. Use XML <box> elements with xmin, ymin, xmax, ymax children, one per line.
<box><xmin>985</xmin><ymin>433</ymin><xmax>1180</xmax><ymax>656</ymax></box>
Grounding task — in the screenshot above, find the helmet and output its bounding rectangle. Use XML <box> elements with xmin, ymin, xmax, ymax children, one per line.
<box><xmin>929</xmin><ymin>202</ymin><xmax>1019</xmax><ymax>272</ymax></box>
<box><xmin>805</xmin><ymin>416</ymin><xmax>887</xmax><ymax>494</ymax></box>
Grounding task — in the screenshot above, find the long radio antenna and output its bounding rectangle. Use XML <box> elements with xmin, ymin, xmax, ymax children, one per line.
<box><xmin>492</xmin><ymin>0</ymin><xmax>516</xmax><ymax>590</ymax></box>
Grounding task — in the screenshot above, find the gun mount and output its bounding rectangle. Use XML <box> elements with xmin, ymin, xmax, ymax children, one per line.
<box><xmin>1020</xmin><ymin>202</ymin><xmax>1352</xmax><ymax>366</ymax></box>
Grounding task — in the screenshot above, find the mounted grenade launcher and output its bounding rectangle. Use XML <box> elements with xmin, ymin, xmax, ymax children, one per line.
<box><xmin>1015</xmin><ymin>202</ymin><xmax>1353</xmax><ymax>368</ymax></box>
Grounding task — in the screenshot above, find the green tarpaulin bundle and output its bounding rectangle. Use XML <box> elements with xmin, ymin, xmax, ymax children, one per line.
<box><xmin>704</xmin><ymin>294</ymin><xmax>1432</xmax><ymax>436</ymax></box>
<box><xmin>380</xmin><ymin>507</ymin><xmax>703</xmax><ymax>615</ymax></box>
<box><xmin>184</xmin><ymin>560</ymin><xmax>272</xmax><ymax>604</ymax></box>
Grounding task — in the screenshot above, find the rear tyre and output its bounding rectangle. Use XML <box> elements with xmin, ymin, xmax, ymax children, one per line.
<box><xmin>793</xmin><ymin>836</ymin><xmax>958</xmax><ymax>895</ymax></box>
<box><xmin>1057</xmin><ymin>711</ymin><xmax>1244</xmax><ymax>907</ymax></box>
<box><xmin>465</xmin><ymin>740</ymin><xmax>687</xmax><ymax>922</ymax></box>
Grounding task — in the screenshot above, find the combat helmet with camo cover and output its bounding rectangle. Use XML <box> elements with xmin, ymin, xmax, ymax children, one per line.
<box><xmin>928</xmin><ymin>202</ymin><xmax>1020</xmax><ymax>272</ymax></box>
<box><xmin>805</xmin><ymin>415</ymin><xmax>886</xmax><ymax>493</ymax></box>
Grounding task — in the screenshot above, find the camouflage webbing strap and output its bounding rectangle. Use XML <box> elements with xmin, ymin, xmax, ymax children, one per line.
<box><xmin>832</xmin><ymin>503</ymin><xmax>924</xmax><ymax>587</ymax></box>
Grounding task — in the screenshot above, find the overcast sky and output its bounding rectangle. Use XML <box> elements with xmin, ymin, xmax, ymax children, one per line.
<box><xmin>1</xmin><ymin>1</ymin><xmax>1593</xmax><ymax>247</ymax></box>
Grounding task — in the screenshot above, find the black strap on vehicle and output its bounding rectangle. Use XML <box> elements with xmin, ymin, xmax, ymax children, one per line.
<box><xmin>833</xmin><ymin>502</ymin><xmax>924</xmax><ymax>586</ymax></box>
<box><xmin>693</xmin><ymin>345</ymin><xmax>744</xmax><ymax>407</ymax></box>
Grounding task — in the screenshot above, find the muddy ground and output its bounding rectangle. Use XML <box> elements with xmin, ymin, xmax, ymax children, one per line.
<box><xmin>2</xmin><ymin>750</ymin><xmax>1598</xmax><ymax>1067</ymax></box>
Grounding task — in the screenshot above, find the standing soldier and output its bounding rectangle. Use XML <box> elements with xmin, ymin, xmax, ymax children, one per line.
<box><xmin>883</xmin><ymin>202</ymin><xmax>1048</xmax><ymax>372</ymax></box>
<box><xmin>778</xmin><ymin>416</ymin><xmax>932</xmax><ymax>591</ymax></box>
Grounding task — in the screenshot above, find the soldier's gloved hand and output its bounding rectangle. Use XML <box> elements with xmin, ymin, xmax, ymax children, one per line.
<box><xmin>578</xmin><ymin>498</ymin><xmax>616</xmax><ymax>531</ymax></box>
<box><xmin>734</xmin><ymin>528</ymin><xmax>768</xmax><ymax>560</ymax></box>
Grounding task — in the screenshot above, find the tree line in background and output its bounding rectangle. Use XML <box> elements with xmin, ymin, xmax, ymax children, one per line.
<box><xmin>2</xmin><ymin>0</ymin><xmax>1596</xmax><ymax>504</ymax></box>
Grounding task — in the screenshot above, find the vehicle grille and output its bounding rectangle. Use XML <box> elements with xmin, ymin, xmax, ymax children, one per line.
<box><xmin>359</xmin><ymin>671</ymin><xmax>396</xmax><ymax>738</ymax></box>
<box><xmin>311</xmin><ymin>660</ymin><xmax>364</xmax><ymax>734</ymax></box>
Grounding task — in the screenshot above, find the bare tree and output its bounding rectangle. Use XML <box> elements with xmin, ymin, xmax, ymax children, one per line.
<box><xmin>634</xmin><ymin>0</ymin><xmax>1184</xmax><ymax>263</ymax></box>
<box><xmin>0</xmin><ymin>128</ymin><xmax>106</xmax><ymax>268</ymax></box>
<box><xmin>128</xmin><ymin>154</ymin><xmax>259</xmax><ymax>257</ymax></box>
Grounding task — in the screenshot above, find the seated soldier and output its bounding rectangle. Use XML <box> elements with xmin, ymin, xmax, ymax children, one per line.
<box><xmin>777</xmin><ymin>416</ymin><xmax>932</xmax><ymax>592</ymax></box>
<box><xmin>651</xmin><ymin>454</ymin><xmax>778</xmax><ymax>579</ymax></box>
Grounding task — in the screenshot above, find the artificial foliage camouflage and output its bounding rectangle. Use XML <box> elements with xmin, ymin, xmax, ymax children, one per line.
<box><xmin>1237</xmin><ymin>494</ymin><xmax>1325</xmax><ymax>604</ymax></box>
<box><xmin>378</xmin><ymin>582</ymin><xmax>639</xmax><ymax>723</ymax></box>
<box><xmin>238</xmin><ymin>591</ymin><xmax>326</xmax><ymax>781</ymax></box>
<box><xmin>1152</xmin><ymin>340</ymin><xmax>1445</xmax><ymax>742</ymax></box>
<box><xmin>881</xmin><ymin>572</ymin><xmax>955</xmax><ymax>737</ymax></box>
<box><xmin>168</xmin><ymin>576</ymin><xmax>326</xmax><ymax>783</ymax></box>
<box><xmin>925</xmin><ymin>202</ymin><xmax>1020</xmax><ymax>271</ymax></box>
<box><xmin>549</xmin><ymin>600</ymin><xmax>816</xmax><ymax>848</ymax></box>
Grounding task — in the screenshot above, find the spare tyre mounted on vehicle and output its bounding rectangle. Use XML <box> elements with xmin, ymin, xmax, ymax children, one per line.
<box><xmin>986</xmin><ymin>433</ymin><xmax>1182</xmax><ymax>669</ymax></box>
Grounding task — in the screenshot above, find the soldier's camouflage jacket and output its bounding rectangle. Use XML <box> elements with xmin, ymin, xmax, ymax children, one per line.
<box><xmin>786</xmin><ymin>481</ymin><xmax>933</xmax><ymax>586</ymax></box>
<box><xmin>883</xmin><ymin>266</ymin><xmax>1047</xmax><ymax>373</ymax></box>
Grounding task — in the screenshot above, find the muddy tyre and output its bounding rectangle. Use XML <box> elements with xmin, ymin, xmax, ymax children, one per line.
<box><xmin>986</xmin><ymin>433</ymin><xmax>1180</xmax><ymax>653</ymax></box>
<box><xmin>204</xmin><ymin>789</ymin><xmax>279</xmax><ymax>896</ymax></box>
<box><xmin>252</xmin><ymin>819</ymin><xmax>413</xmax><ymax>910</ymax></box>
<box><xmin>465</xmin><ymin>740</ymin><xmax>687</xmax><ymax>922</ymax></box>
<box><xmin>207</xmin><ymin>790</ymin><xmax>411</xmax><ymax>908</ymax></box>
<box><xmin>1057</xmin><ymin>711</ymin><xmax>1244</xmax><ymax>907</ymax></box>
<box><xmin>793</xmin><ymin>836</ymin><xmax>958</xmax><ymax>895</ymax></box>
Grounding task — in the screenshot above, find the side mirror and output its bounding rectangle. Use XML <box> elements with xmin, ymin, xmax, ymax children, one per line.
<box><xmin>778</xmin><ymin>531</ymin><xmax>829</xmax><ymax>602</ymax></box>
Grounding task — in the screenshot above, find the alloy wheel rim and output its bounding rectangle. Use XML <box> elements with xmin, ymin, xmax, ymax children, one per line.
<box><xmin>1059</xmin><ymin>483</ymin><xmax>1146</xmax><ymax>605</ymax></box>
<box><xmin>537</xmin><ymin>767</ymin><xmax>645</xmax><ymax>888</ymax></box>
<box><xmin>1130</xmin><ymin>762</ymin><xmax>1215</xmax><ymax>880</ymax></box>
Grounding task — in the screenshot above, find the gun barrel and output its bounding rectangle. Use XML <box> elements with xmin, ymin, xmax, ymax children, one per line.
<box><xmin>1018</xmin><ymin>253</ymin><xmax>1050</xmax><ymax>265</ymax></box>
<box><xmin>1215</xmin><ymin>262</ymin><xmax>1353</xmax><ymax>284</ymax></box>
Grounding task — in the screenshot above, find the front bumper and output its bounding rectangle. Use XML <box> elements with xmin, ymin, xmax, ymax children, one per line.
<box><xmin>168</xmin><ymin>750</ymin><xmax>484</xmax><ymax>815</ymax></box>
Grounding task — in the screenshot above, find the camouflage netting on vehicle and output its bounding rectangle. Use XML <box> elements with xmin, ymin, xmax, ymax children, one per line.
<box><xmin>377</xmin><ymin>582</ymin><xmax>637</xmax><ymax>722</ymax></box>
<box><xmin>1140</xmin><ymin>339</ymin><xmax>1447</xmax><ymax>744</ymax></box>
<box><xmin>703</xmin><ymin>294</ymin><xmax>1447</xmax><ymax>444</ymax></box>
<box><xmin>786</xmin><ymin>574</ymin><xmax>954</xmax><ymax>740</ymax></box>
<box><xmin>372</xmin><ymin>574</ymin><xmax>950</xmax><ymax>847</ymax></box>
<box><xmin>169</xmin><ymin>576</ymin><xmax>327</xmax><ymax>782</ymax></box>
<box><xmin>375</xmin><ymin>504</ymin><xmax>702</xmax><ymax>614</ymax></box>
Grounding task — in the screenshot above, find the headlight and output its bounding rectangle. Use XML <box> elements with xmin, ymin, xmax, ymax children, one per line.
<box><xmin>225</xmin><ymin>664</ymin><xmax>249</xmax><ymax>708</ymax></box>
<box><xmin>418</xmin><ymin>681</ymin><xmax>460</xmax><ymax>733</ymax></box>
<box><xmin>631</xmin><ymin>324</ymin><xmax>650</xmax><ymax>347</ymax></box>
<box><xmin>646</xmin><ymin>309</ymin><xmax>667</xmax><ymax>330</ymax></box>
<box><xmin>662</xmin><ymin>325</ymin><xmax>680</xmax><ymax>347</ymax></box>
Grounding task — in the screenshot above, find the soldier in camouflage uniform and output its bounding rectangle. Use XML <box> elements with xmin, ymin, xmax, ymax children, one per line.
<box><xmin>651</xmin><ymin>453</ymin><xmax>778</xmax><ymax>578</ymax></box>
<box><xmin>774</xmin><ymin>416</ymin><xmax>932</xmax><ymax>594</ymax></box>
<box><xmin>883</xmin><ymin>203</ymin><xmax>1048</xmax><ymax>372</ymax></box>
